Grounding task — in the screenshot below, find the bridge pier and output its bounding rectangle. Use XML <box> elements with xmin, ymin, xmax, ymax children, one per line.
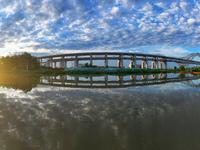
<box><xmin>151</xmin><ymin>61</ymin><xmax>158</xmax><ymax>68</ymax></box>
<box><xmin>60</xmin><ymin>56</ymin><xmax>65</xmax><ymax>68</ymax></box>
<box><xmin>159</xmin><ymin>61</ymin><xmax>167</xmax><ymax>69</ymax></box>
<box><xmin>49</xmin><ymin>58</ymin><xmax>53</xmax><ymax>68</ymax></box>
<box><xmin>40</xmin><ymin>59</ymin><xmax>43</xmax><ymax>66</ymax></box>
<box><xmin>142</xmin><ymin>56</ymin><xmax>148</xmax><ymax>69</ymax></box>
<box><xmin>130</xmin><ymin>55</ymin><xmax>137</xmax><ymax>68</ymax></box>
<box><xmin>117</xmin><ymin>54</ymin><xmax>123</xmax><ymax>68</ymax></box>
<box><xmin>151</xmin><ymin>57</ymin><xmax>158</xmax><ymax>68</ymax></box>
<box><xmin>90</xmin><ymin>54</ymin><xmax>93</xmax><ymax>65</ymax></box>
<box><xmin>64</xmin><ymin>61</ymin><xmax>67</xmax><ymax>68</ymax></box>
<box><xmin>74</xmin><ymin>55</ymin><xmax>79</xmax><ymax>68</ymax></box>
<box><xmin>104</xmin><ymin>54</ymin><xmax>108</xmax><ymax>67</ymax></box>
<box><xmin>46</xmin><ymin>59</ymin><xmax>50</xmax><ymax>67</ymax></box>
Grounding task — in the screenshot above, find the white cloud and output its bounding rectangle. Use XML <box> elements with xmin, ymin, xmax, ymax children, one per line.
<box><xmin>0</xmin><ymin>0</ymin><xmax>200</xmax><ymax>57</ymax></box>
<box><xmin>180</xmin><ymin>2</ymin><xmax>190</xmax><ymax>12</ymax></box>
<box><xmin>179</xmin><ymin>17</ymin><xmax>185</xmax><ymax>23</ymax></box>
<box><xmin>157</xmin><ymin>12</ymin><xmax>170</xmax><ymax>21</ymax></box>
<box><xmin>111</xmin><ymin>6</ymin><xmax>120</xmax><ymax>16</ymax></box>
<box><xmin>150</xmin><ymin>46</ymin><xmax>189</xmax><ymax>57</ymax></box>
<box><xmin>155</xmin><ymin>2</ymin><xmax>167</xmax><ymax>9</ymax></box>
<box><xmin>187</xmin><ymin>18</ymin><xmax>196</xmax><ymax>25</ymax></box>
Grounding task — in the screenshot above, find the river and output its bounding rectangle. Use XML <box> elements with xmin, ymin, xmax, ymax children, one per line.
<box><xmin>0</xmin><ymin>73</ymin><xmax>200</xmax><ymax>150</ymax></box>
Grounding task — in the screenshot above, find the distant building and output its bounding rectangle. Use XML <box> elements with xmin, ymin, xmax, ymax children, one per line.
<box><xmin>128</xmin><ymin>64</ymin><xmax>141</xmax><ymax>68</ymax></box>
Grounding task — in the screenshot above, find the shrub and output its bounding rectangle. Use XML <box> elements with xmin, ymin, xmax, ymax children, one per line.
<box><xmin>192</xmin><ymin>67</ymin><xmax>199</xmax><ymax>72</ymax></box>
<box><xmin>179</xmin><ymin>65</ymin><xmax>185</xmax><ymax>71</ymax></box>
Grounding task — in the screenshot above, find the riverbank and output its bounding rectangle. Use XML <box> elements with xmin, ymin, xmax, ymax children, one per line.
<box><xmin>174</xmin><ymin>71</ymin><xmax>200</xmax><ymax>74</ymax></box>
<box><xmin>1</xmin><ymin>67</ymin><xmax>200</xmax><ymax>76</ymax></box>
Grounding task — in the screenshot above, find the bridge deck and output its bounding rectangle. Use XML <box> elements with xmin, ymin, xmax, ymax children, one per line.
<box><xmin>37</xmin><ymin>52</ymin><xmax>200</xmax><ymax>68</ymax></box>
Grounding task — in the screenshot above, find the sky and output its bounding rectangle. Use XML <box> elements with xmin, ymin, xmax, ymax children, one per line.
<box><xmin>0</xmin><ymin>0</ymin><xmax>200</xmax><ymax>58</ymax></box>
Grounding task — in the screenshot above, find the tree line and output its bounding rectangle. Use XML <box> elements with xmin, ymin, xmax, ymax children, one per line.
<box><xmin>0</xmin><ymin>52</ymin><xmax>40</xmax><ymax>70</ymax></box>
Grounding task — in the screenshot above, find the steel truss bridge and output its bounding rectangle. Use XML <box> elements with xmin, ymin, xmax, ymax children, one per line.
<box><xmin>178</xmin><ymin>53</ymin><xmax>200</xmax><ymax>67</ymax></box>
<box><xmin>37</xmin><ymin>52</ymin><xmax>200</xmax><ymax>69</ymax></box>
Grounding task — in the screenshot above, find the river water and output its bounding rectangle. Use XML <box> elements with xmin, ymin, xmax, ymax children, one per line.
<box><xmin>0</xmin><ymin>73</ymin><xmax>200</xmax><ymax>150</ymax></box>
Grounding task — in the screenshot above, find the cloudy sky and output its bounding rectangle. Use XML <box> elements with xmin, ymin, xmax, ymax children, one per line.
<box><xmin>0</xmin><ymin>0</ymin><xmax>200</xmax><ymax>57</ymax></box>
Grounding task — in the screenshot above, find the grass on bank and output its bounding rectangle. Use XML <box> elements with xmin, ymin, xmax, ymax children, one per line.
<box><xmin>0</xmin><ymin>68</ymin><xmax>172</xmax><ymax>76</ymax></box>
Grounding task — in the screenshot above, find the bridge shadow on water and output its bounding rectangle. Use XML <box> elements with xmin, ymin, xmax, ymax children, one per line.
<box><xmin>40</xmin><ymin>73</ymin><xmax>200</xmax><ymax>89</ymax></box>
<box><xmin>0</xmin><ymin>73</ymin><xmax>200</xmax><ymax>93</ymax></box>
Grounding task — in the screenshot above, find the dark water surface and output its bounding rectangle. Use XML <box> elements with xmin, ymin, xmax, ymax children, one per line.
<box><xmin>0</xmin><ymin>73</ymin><xmax>200</xmax><ymax>150</ymax></box>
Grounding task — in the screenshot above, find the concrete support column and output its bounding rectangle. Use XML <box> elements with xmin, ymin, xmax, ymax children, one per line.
<box><xmin>118</xmin><ymin>59</ymin><xmax>121</xmax><ymax>68</ymax></box>
<box><xmin>130</xmin><ymin>58</ymin><xmax>133</xmax><ymax>68</ymax></box>
<box><xmin>142</xmin><ymin>60</ymin><xmax>146</xmax><ymax>68</ymax></box>
<box><xmin>164</xmin><ymin>62</ymin><xmax>167</xmax><ymax>69</ymax></box>
<box><xmin>159</xmin><ymin>61</ymin><xmax>167</xmax><ymax>69</ymax></box>
<box><xmin>134</xmin><ymin>55</ymin><xmax>137</xmax><ymax>68</ymax></box>
<box><xmin>74</xmin><ymin>55</ymin><xmax>78</xmax><ymax>68</ymax></box>
<box><xmin>130</xmin><ymin>55</ymin><xmax>135</xmax><ymax>68</ymax></box>
<box><xmin>151</xmin><ymin>61</ymin><xmax>155</xmax><ymax>68</ymax></box>
<box><xmin>60</xmin><ymin>56</ymin><xmax>64</xmax><ymax>68</ymax></box>
<box><xmin>156</xmin><ymin>59</ymin><xmax>158</xmax><ymax>68</ymax></box>
<box><xmin>54</xmin><ymin>62</ymin><xmax>56</xmax><ymax>68</ymax></box>
<box><xmin>60</xmin><ymin>60</ymin><xmax>62</xmax><ymax>68</ymax></box>
<box><xmin>159</xmin><ymin>61</ymin><xmax>163</xmax><ymax>69</ymax></box>
<box><xmin>48</xmin><ymin>59</ymin><xmax>50</xmax><ymax>67</ymax></box>
<box><xmin>142</xmin><ymin>56</ymin><xmax>148</xmax><ymax>69</ymax></box>
<box><xmin>104</xmin><ymin>54</ymin><xmax>108</xmax><ymax>67</ymax></box>
<box><xmin>121</xmin><ymin>54</ymin><xmax>123</xmax><ymax>68</ymax></box>
<box><xmin>151</xmin><ymin>60</ymin><xmax>158</xmax><ymax>68</ymax></box>
<box><xmin>90</xmin><ymin>54</ymin><xmax>93</xmax><ymax>65</ymax></box>
<box><xmin>50</xmin><ymin>58</ymin><xmax>53</xmax><ymax>68</ymax></box>
<box><xmin>46</xmin><ymin>59</ymin><xmax>50</xmax><ymax>67</ymax></box>
<box><xmin>118</xmin><ymin>54</ymin><xmax>123</xmax><ymax>68</ymax></box>
<box><xmin>146</xmin><ymin>57</ymin><xmax>148</xmax><ymax>69</ymax></box>
<box><xmin>40</xmin><ymin>59</ymin><xmax>43</xmax><ymax>66</ymax></box>
<box><xmin>64</xmin><ymin>61</ymin><xmax>67</xmax><ymax>68</ymax></box>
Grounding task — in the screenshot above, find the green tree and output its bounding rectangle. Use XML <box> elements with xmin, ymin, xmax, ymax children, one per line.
<box><xmin>0</xmin><ymin>52</ymin><xmax>40</xmax><ymax>71</ymax></box>
<box><xmin>192</xmin><ymin>67</ymin><xmax>198</xmax><ymax>72</ymax></box>
<box><xmin>179</xmin><ymin>65</ymin><xmax>185</xmax><ymax>71</ymax></box>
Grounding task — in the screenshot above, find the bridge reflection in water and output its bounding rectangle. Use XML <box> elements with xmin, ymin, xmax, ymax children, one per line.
<box><xmin>40</xmin><ymin>74</ymin><xmax>200</xmax><ymax>88</ymax></box>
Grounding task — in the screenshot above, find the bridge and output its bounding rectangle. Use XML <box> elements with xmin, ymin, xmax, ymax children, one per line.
<box><xmin>37</xmin><ymin>52</ymin><xmax>200</xmax><ymax>69</ymax></box>
<box><xmin>40</xmin><ymin>74</ymin><xmax>200</xmax><ymax>88</ymax></box>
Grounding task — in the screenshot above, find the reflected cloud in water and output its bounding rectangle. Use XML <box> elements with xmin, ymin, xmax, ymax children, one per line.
<box><xmin>0</xmin><ymin>74</ymin><xmax>200</xmax><ymax>149</ymax></box>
